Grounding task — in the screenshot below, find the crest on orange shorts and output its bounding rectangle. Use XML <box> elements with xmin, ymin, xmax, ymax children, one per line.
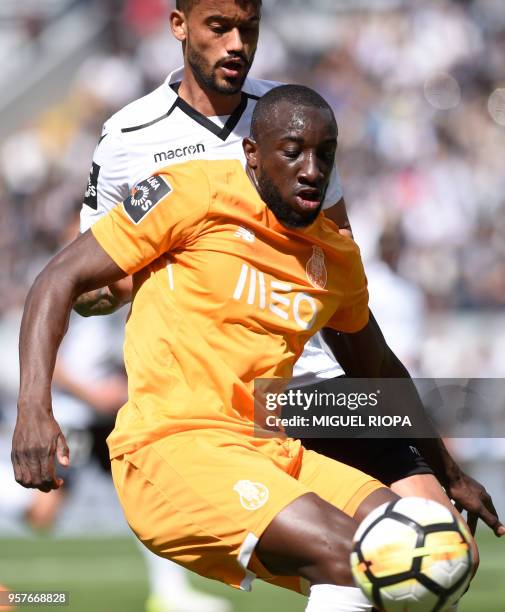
<box><xmin>233</xmin><ymin>480</ymin><xmax>269</xmax><ymax>511</ymax></box>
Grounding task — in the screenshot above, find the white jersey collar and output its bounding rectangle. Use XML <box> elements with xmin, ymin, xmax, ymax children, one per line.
<box><xmin>161</xmin><ymin>66</ymin><xmax>251</xmax><ymax>142</ymax></box>
<box><xmin>164</xmin><ymin>66</ymin><xmax>185</xmax><ymax>87</ymax></box>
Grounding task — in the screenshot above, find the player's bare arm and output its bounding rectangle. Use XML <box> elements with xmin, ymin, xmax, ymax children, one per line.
<box><xmin>322</xmin><ymin>318</ymin><xmax>505</xmax><ymax>537</ymax></box>
<box><xmin>12</xmin><ymin>231</ymin><xmax>126</xmax><ymax>491</ymax></box>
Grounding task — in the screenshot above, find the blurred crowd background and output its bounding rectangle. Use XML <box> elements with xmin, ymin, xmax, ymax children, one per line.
<box><xmin>0</xmin><ymin>0</ymin><xmax>504</xmax><ymax>532</ymax></box>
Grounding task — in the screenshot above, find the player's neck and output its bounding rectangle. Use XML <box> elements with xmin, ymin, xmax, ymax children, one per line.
<box><xmin>177</xmin><ymin>76</ymin><xmax>242</xmax><ymax>117</ymax></box>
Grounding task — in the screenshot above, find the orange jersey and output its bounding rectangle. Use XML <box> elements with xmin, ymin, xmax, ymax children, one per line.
<box><xmin>91</xmin><ymin>160</ymin><xmax>369</xmax><ymax>457</ymax></box>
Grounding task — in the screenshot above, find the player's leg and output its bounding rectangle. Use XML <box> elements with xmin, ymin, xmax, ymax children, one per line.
<box><xmin>256</xmin><ymin>488</ymin><xmax>398</xmax><ymax>611</ymax></box>
<box><xmin>303</xmin><ymin>436</ymin><xmax>479</xmax><ymax>605</ymax></box>
<box><xmin>110</xmin><ymin>430</ymin><xmax>390</xmax><ymax>611</ymax></box>
<box><xmin>256</xmin><ymin>487</ymin><xmax>395</xmax><ymax>583</ymax></box>
<box><xmin>25</xmin><ymin>488</ymin><xmax>67</xmax><ymax>530</ymax></box>
<box><xmin>259</xmin><ymin>444</ymin><xmax>400</xmax><ymax>610</ymax></box>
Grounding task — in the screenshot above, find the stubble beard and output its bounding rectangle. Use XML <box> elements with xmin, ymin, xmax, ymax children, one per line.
<box><xmin>256</xmin><ymin>169</ymin><xmax>322</xmax><ymax>229</ymax></box>
<box><xmin>186</xmin><ymin>41</ymin><xmax>252</xmax><ymax>96</ymax></box>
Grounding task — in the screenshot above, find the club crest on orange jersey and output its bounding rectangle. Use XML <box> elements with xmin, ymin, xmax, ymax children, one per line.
<box><xmin>233</xmin><ymin>480</ymin><xmax>269</xmax><ymax>511</ymax></box>
<box><xmin>123</xmin><ymin>175</ymin><xmax>172</xmax><ymax>224</ymax></box>
<box><xmin>306</xmin><ymin>246</ymin><xmax>327</xmax><ymax>289</ymax></box>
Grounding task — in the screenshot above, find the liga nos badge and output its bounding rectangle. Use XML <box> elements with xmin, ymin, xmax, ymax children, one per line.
<box><xmin>306</xmin><ymin>246</ymin><xmax>327</xmax><ymax>289</ymax></box>
<box><xmin>123</xmin><ymin>175</ymin><xmax>172</xmax><ymax>224</ymax></box>
<box><xmin>233</xmin><ymin>480</ymin><xmax>269</xmax><ymax>511</ymax></box>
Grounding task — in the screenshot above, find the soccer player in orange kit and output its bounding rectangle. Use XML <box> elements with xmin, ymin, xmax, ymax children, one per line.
<box><xmin>12</xmin><ymin>85</ymin><xmax>503</xmax><ymax>611</ymax></box>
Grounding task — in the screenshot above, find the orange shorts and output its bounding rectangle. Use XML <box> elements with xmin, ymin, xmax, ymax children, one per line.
<box><xmin>111</xmin><ymin>429</ymin><xmax>383</xmax><ymax>592</ymax></box>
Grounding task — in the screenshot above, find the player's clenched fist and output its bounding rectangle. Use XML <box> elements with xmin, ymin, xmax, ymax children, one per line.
<box><xmin>11</xmin><ymin>406</ymin><xmax>69</xmax><ymax>492</ymax></box>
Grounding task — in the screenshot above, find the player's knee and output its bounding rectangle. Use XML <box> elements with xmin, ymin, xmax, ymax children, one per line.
<box><xmin>308</xmin><ymin>518</ymin><xmax>357</xmax><ymax>587</ymax></box>
<box><xmin>256</xmin><ymin>493</ymin><xmax>358</xmax><ymax>586</ymax></box>
<box><xmin>315</xmin><ymin>542</ymin><xmax>356</xmax><ymax>587</ymax></box>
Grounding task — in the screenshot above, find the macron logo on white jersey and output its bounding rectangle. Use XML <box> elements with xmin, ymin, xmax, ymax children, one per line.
<box><xmin>154</xmin><ymin>143</ymin><xmax>206</xmax><ymax>163</ymax></box>
<box><xmin>234</xmin><ymin>226</ymin><xmax>255</xmax><ymax>243</ymax></box>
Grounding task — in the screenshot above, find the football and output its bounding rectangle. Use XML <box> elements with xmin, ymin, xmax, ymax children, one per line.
<box><xmin>351</xmin><ymin>497</ymin><xmax>473</xmax><ymax>611</ymax></box>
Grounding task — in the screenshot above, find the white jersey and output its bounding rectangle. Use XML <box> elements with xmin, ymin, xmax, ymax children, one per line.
<box><xmin>80</xmin><ymin>66</ymin><xmax>344</xmax><ymax>382</ymax></box>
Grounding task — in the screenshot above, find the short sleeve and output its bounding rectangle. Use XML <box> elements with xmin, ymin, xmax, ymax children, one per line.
<box><xmin>326</xmin><ymin>255</ymin><xmax>369</xmax><ymax>333</ymax></box>
<box><xmin>322</xmin><ymin>164</ymin><xmax>344</xmax><ymax>210</ymax></box>
<box><xmin>90</xmin><ymin>162</ymin><xmax>210</xmax><ymax>275</ymax></box>
<box><xmin>80</xmin><ymin>127</ymin><xmax>130</xmax><ymax>232</ymax></box>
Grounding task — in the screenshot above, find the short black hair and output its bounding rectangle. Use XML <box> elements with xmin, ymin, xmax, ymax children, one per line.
<box><xmin>176</xmin><ymin>0</ymin><xmax>262</xmax><ymax>14</ymax></box>
<box><xmin>251</xmin><ymin>84</ymin><xmax>336</xmax><ymax>141</ymax></box>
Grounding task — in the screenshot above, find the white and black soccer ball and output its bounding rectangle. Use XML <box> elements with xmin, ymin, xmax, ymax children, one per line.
<box><xmin>351</xmin><ymin>497</ymin><xmax>473</xmax><ymax>611</ymax></box>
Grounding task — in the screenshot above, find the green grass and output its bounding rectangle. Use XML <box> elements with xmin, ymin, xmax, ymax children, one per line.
<box><xmin>0</xmin><ymin>529</ymin><xmax>503</xmax><ymax>611</ymax></box>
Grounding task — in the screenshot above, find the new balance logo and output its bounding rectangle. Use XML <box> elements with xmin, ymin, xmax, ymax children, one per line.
<box><xmin>232</xmin><ymin>264</ymin><xmax>319</xmax><ymax>331</ymax></box>
<box><xmin>234</xmin><ymin>226</ymin><xmax>255</xmax><ymax>243</ymax></box>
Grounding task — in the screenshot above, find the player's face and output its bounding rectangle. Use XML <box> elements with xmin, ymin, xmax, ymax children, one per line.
<box><xmin>178</xmin><ymin>0</ymin><xmax>260</xmax><ymax>95</ymax></box>
<box><xmin>246</xmin><ymin>105</ymin><xmax>337</xmax><ymax>228</ymax></box>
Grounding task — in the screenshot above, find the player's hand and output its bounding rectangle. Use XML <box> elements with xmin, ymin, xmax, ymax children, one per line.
<box><xmin>448</xmin><ymin>471</ymin><xmax>505</xmax><ymax>537</ymax></box>
<box><xmin>73</xmin><ymin>278</ymin><xmax>132</xmax><ymax>317</ymax></box>
<box><xmin>11</xmin><ymin>407</ymin><xmax>70</xmax><ymax>492</ymax></box>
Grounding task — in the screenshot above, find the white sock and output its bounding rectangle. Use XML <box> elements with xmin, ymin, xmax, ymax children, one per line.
<box><xmin>136</xmin><ymin>539</ymin><xmax>189</xmax><ymax>598</ymax></box>
<box><xmin>305</xmin><ymin>584</ymin><xmax>372</xmax><ymax>612</ymax></box>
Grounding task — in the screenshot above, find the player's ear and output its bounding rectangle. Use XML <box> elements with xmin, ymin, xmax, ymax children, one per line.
<box><xmin>243</xmin><ymin>137</ymin><xmax>258</xmax><ymax>170</ymax></box>
<box><xmin>170</xmin><ymin>10</ymin><xmax>187</xmax><ymax>42</ymax></box>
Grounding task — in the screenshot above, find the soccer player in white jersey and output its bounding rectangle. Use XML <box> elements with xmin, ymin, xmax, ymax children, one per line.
<box><xmin>73</xmin><ymin>0</ymin><xmax>504</xmax><ymax>606</ymax></box>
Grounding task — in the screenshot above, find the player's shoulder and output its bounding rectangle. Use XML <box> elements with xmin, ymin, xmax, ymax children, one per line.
<box><xmin>317</xmin><ymin>217</ymin><xmax>363</xmax><ymax>260</ymax></box>
<box><xmin>242</xmin><ymin>76</ymin><xmax>284</xmax><ymax>100</ymax></box>
<box><xmin>155</xmin><ymin>159</ymin><xmax>245</xmax><ymax>199</ymax></box>
<box><xmin>158</xmin><ymin>158</ymin><xmax>243</xmax><ymax>182</ymax></box>
<box><xmin>102</xmin><ymin>81</ymin><xmax>175</xmax><ymax>136</ymax></box>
